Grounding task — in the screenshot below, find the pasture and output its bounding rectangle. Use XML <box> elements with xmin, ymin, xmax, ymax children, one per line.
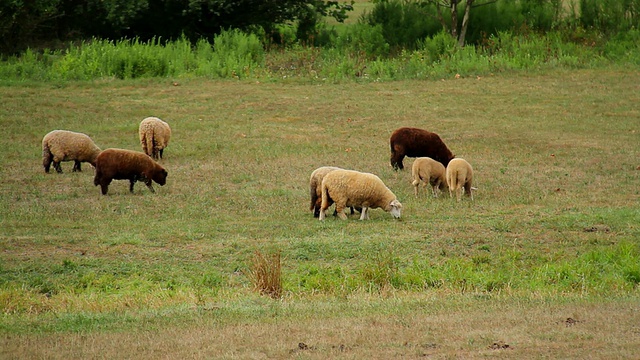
<box><xmin>1</xmin><ymin>69</ymin><xmax>639</xmax><ymax>358</ymax></box>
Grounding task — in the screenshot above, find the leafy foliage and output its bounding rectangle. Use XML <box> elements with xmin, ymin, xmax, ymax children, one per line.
<box><xmin>0</xmin><ymin>0</ymin><xmax>354</xmax><ymax>55</ymax></box>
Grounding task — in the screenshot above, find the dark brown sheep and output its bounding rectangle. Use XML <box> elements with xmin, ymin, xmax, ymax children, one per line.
<box><xmin>93</xmin><ymin>148</ymin><xmax>168</xmax><ymax>195</ymax></box>
<box><xmin>389</xmin><ymin>127</ymin><xmax>455</xmax><ymax>170</ymax></box>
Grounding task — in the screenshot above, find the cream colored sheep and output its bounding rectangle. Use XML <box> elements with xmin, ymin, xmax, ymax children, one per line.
<box><xmin>309</xmin><ymin>166</ymin><xmax>342</xmax><ymax>217</ymax></box>
<box><xmin>319</xmin><ymin>169</ymin><xmax>402</xmax><ymax>221</ymax></box>
<box><xmin>411</xmin><ymin>157</ymin><xmax>447</xmax><ymax>198</ymax></box>
<box><xmin>446</xmin><ymin>158</ymin><xmax>474</xmax><ymax>201</ymax></box>
<box><xmin>42</xmin><ymin>130</ymin><xmax>102</xmax><ymax>173</ymax></box>
<box><xmin>139</xmin><ymin>117</ymin><xmax>171</xmax><ymax>160</ymax></box>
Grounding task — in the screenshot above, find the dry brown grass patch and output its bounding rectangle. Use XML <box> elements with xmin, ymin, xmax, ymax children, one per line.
<box><xmin>246</xmin><ymin>250</ymin><xmax>282</xmax><ymax>299</ymax></box>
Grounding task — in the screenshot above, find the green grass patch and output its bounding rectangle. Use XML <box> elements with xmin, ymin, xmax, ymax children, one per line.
<box><xmin>1</xmin><ymin>70</ymin><xmax>639</xmax><ymax>337</ymax></box>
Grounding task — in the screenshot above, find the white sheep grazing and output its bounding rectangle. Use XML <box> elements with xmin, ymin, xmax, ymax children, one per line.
<box><xmin>411</xmin><ymin>157</ymin><xmax>447</xmax><ymax>198</ymax></box>
<box><xmin>139</xmin><ymin>117</ymin><xmax>171</xmax><ymax>160</ymax></box>
<box><xmin>446</xmin><ymin>158</ymin><xmax>474</xmax><ymax>201</ymax></box>
<box><xmin>319</xmin><ymin>169</ymin><xmax>402</xmax><ymax>221</ymax></box>
<box><xmin>42</xmin><ymin>130</ymin><xmax>102</xmax><ymax>173</ymax></box>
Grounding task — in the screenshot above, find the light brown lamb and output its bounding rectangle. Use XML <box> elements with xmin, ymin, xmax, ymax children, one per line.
<box><xmin>139</xmin><ymin>117</ymin><xmax>171</xmax><ymax>160</ymax></box>
<box><xmin>446</xmin><ymin>158</ymin><xmax>474</xmax><ymax>201</ymax></box>
<box><xmin>411</xmin><ymin>157</ymin><xmax>447</xmax><ymax>198</ymax></box>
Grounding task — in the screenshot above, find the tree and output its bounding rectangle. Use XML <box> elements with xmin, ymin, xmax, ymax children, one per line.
<box><xmin>0</xmin><ymin>0</ymin><xmax>354</xmax><ymax>55</ymax></box>
<box><xmin>0</xmin><ymin>0</ymin><xmax>62</xmax><ymax>55</ymax></box>
<box><xmin>426</xmin><ymin>0</ymin><xmax>497</xmax><ymax>46</ymax></box>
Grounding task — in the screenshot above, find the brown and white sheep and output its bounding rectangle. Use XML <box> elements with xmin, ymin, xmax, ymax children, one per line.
<box><xmin>319</xmin><ymin>169</ymin><xmax>402</xmax><ymax>221</ymax></box>
<box><xmin>139</xmin><ymin>117</ymin><xmax>171</xmax><ymax>160</ymax></box>
<box><xmin>446</xmin><ymin>158</ymin><xmax>474</xmax><ymax>201</ymax></box>
<box><xmin>42</xmin><ymin>130</ymin><xmax>102</xmax><ymax>173</ymax></box>
<box><xmin>93</xmin><ymin>148</ymin><xmax>168</xmax><ymax>195</ymax></box>
<box><xmin>411</xmin><ymin>157</ymin><xmax>447</xmax><ymax>198</ymax></box>
<box><xmin>389</xmin><ymin>127</ymin><xmax>455</xmax><ymax>170</ymax></box>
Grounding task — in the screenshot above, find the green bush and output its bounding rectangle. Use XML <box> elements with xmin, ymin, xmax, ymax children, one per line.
<box><xmin>364</xmin><ymin>0</ymin><xmax>440</xmax><ymax>51</ymax></box>
<box><xmin>336</xmin><ymin>23</ymin><xmax>390</xmax><ymax>59</ymax></box>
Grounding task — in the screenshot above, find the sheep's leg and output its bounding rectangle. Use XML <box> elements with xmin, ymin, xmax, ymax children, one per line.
<box><xmin>433</xmin><ymin>178</ymin><xmax>443</xmax><ymax>197</ymax></box>
<box><xmin>464</xmin><ymin>182</ymin><xmax>473</xmax><ymax>200</ymax></box>
<box><xmin>335</xmin><ymin>204</ymin><xmax>348</xmax><ymax>220</ymax></box>
<box><xmin>391</xmin><ymin>155</ymin><xmax>404</xmax><ymax>170</ymax></box>
<box><xmin>72</xmin><ymin>161</ymin><xmax>82</xmax><ymax>172</ymax></box>
<box><xmin>140</xmin><ymin>176</ymin><xmax>156</xmax><ymax>193</ymax></box>
<box><xmin>359</xmin><ymin>207</ymin><xmax>369</xmax><ymax>220</ymax></box>
<box><xmin>159</xmin><ymin>149</ymin><xmax>164</xmax><ymax>159</ymax></box>
<box><xmin>129</xmin><ymin>179</ymin><xmax>137</xmax><ymax>193</ymax></box>
<box><xmin>43</xmin><ymin>155</ymin><xmax>53</xmax><ymax>173</ymax></box>
<box><xmin>99</xmin><ymin>180</ymin><xmax>111</xmax><ymax>195</ymax></box>
<box><xmin>319</xmin><ymin>199</ymin><xmax>333</xmax><ymax>220</ymax></box>
<box><xmin>53</xmin><ymin>161</ymin><xmax>63</xmax><ymax>173</ymax></box>
<box><xmin>390</xmin><ymin>146</ymin><xmax>405</xmax><ymax>170</ymax></box>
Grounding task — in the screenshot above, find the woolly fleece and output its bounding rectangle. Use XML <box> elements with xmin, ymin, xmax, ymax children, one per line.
<box><xmin>389</xmin><ymin>127</ymin><xmax>455</xmax><ymax>170</ymax></box>
<box><xmin>319</xmin><ymin>169</ymin><xmax>402</xmax><ymax>220</ymax></box>
<box><xmin>139</xmin><ymin>117</ymin><xmax>171</xmax><ymax>160</ymax></box>
<box><xmin>446</xmin><ymin>158</ymin><xmax>474</xmax><ymax>201</ymax></box>
<box><xmin>93</xmin><ymin>148</ymin><xmax>168</xmax><ymax>195</ymax></box>
<box><xmin>42</xmin><ymin>130</ymin><xmax>101</xmax><ymax>173</ymax></box>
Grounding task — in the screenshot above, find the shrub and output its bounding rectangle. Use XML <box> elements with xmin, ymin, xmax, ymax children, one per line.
<box><xmin>246</xmin><ymin>250</ymin><xmax>282</xmax><ymax>299</ymax></box>
<box><xmin>364</xmin><ymin>0</ymin><xmax>440</xmax><ymax>51</ymax></box>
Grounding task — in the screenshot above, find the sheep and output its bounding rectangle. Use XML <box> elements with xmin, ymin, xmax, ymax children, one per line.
<box><xmin>139</xmin><ymin>117</ymin><xmax>171</xmax><ymax>160</ymax></box>
<box><xmin>411</xmin><ymin>157</ymin><xmax>447</xmax><ymax>198</ymax></box>
<box><xmin>319</xmin><ymin>169</ymin><xmax>402</xmax><ymax>221</ymax></box>
<box><xmin>446</xmin><ymin>158</ymin><xmax>474</xmax><ymax>201</ymax></box>
<box><xmin>93</xmin><ymin>148</ymin><xmax>168</xmax><ymax>195</ymax></box>
<box><xmin>309</xmin><ymin>166</ymin><xmax>360</xmax><ymax>217</ymax></box>
<box><xmin>309</xmin><ymin>166</ymin><xmax>343</xmax><ymax>217</ymax></box>
<box><xmin>42</xmin><ymin>130</ymin><xmax>102</xmax><ymax>173</ymax></box>
<box><xmin>389</xmin><ymin>127</ymin><xmax>455</xmax><ymax>170</ymax></box>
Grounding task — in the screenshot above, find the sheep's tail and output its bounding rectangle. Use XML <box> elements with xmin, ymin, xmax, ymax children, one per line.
<box><xmin>410</xmin><ymin>166</ymin><xmax>420</xmax><ymax>186</ymax></box>
<box><xmin>454</xmin><ymin>172</ymin><xmax>466</xmax><ymax>191</ymax></box>
<box><xmin>142</xmin><ymin>131</ymin><xmax>154</xmax><ymax>157</ymax></box>
<box><xmin>447</xmin><ymin>171</ymin><xmax>458</xmax><ymax>192</ymax></box>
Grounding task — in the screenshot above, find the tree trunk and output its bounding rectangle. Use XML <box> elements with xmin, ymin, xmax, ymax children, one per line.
<box><xmin>458</xmin><ymin>0</ymin><xmax>474</xmax><ymax>47</ymax></box>
<box><xmin>450</xmin><ymin>0</ymin><xmax>458</xmax><ymax>39</ymax></box>
<box><xmin>435</xmin><ymin>2</ymin><xmax>447</xmax><ymax>32</ymax></box>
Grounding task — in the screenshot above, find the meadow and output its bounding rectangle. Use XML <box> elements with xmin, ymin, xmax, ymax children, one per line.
<box><xmin>1</xmin><ymin>68</ymin><xmax>639</xmax><ymax>358</ymax></box>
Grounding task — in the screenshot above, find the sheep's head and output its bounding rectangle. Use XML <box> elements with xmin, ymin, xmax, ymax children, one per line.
<box><xmin>388</xmin><ymin>199</ymin><xmax>402</xmax><ymax>218</ymax></box>
<box><xmin>150</xmin><ymin>169</ymin><xmax>168</xmax><ymax>186</ymax></box>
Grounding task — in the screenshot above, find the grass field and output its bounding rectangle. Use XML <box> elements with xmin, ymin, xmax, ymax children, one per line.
<box><xmin>1</xmin><ymin>69</ymin><xmax>639</xmax><ymax>358</ymax></box>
